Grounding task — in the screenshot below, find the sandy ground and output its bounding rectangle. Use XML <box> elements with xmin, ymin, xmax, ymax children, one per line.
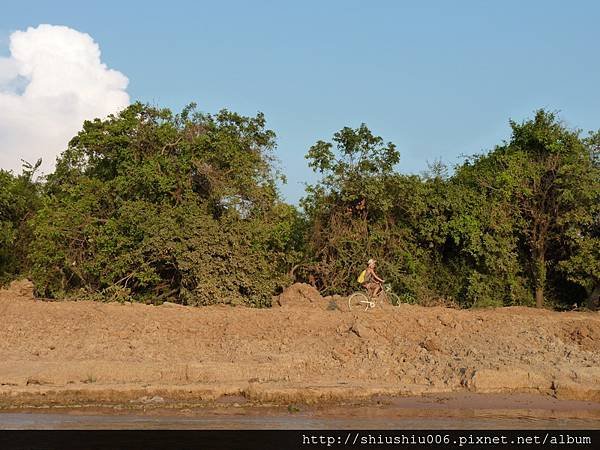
<box><xmin>1</xmin><ymin>281</ymin><xmax>599</xmax><ymax>411</ymax></box>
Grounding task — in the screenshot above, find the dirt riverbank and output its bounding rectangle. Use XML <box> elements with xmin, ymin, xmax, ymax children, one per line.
<box><xmin>1</xmin><ymin>281</ymin><xmax>599</xmax><ymax>409</ymax></box>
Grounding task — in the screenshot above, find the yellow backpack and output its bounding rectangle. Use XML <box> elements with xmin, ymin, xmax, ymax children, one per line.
<box><xmin>357</xmin><ymin>269</ymin><xmax>367</xmax><ymax>284</ymax></box>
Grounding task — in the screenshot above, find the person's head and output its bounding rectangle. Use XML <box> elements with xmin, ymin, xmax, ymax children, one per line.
<box><xmin>367</xmin><ymin>258</ymin><xmax>376</xmax><ymax>268</ymax></box>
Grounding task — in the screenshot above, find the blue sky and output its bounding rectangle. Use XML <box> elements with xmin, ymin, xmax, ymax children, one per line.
<box><xmin>2</xmin><ymin>0</ymin><xmax>599</xmax><ymax>203</ymax></box>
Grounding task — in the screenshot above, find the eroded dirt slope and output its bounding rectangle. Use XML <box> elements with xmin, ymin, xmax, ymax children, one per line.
<box><xmin>1</xmin><ymin>281</ymin><xmax>599</xmax><ymax>407</ymax></box>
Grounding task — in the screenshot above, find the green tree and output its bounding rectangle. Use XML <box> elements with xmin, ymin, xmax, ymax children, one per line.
<box><xmin>555</xmin><ymin>130</ymin><xmax>600</xmax><ymax>308</ymax></box>
<box><xmin>448</xmin><ymin>158</ymin><xmax>530</xmax><ymax>307</ymax></box>
<box><xmin>302</xmin><ymin>124</ymin><xmax>414</xmax><ymax>295</ymax></box>
<box><xmin>302</xmin><ymin>112</ymin><xmax>599</xmax><ymax>310</ymax></box>
<box><xmin>29</xmin><ymin>103</ymin><xmax>301</xmax><ymax>305</ymax></box>
<box><xmin>0</xmin><ymin>160</ymin><xmax>41</xmax><ymax>283</ymax></box>
<box><xmin>458</xmin><ymin>111</ymin><xmax>599</xmax><ymax>307</ymax></box>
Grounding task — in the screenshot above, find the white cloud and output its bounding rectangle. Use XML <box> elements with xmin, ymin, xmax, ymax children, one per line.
<box><xmin>0</xmin><ymin>24</ymin><xmax>130</xmax><ymax>175</ymax></box>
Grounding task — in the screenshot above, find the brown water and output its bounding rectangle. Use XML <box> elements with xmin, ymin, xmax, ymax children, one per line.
<box><xmin>2</xmin><ymin>393</ymin><xmax>599</xmax><ymax>430</ymax></box>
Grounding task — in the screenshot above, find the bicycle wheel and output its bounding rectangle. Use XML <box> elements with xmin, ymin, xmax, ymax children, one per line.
<box><xmin>348</xmin><ymin>292</ymin><xmax>370</xmax><ymax>311</ymax></box>
<box><xmin>386</xmin><ymin>291</ymin><xmax>401</xmax><ymax>306</ymax></box>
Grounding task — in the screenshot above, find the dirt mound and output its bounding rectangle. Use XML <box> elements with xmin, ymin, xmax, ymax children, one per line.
<box><xmin>0</xmin><ymin>289</ymin><xmax>599</xmax><ymax>408</ymax></box>
<box><xmin>1</xmin><ymin>279</ymin><xmax>34</xmax><ymax>298</ymax></box>
<box><xmin>274</xmin><ymin>283</ymin><xmax>324</xmax><ymax>307</ymax></box>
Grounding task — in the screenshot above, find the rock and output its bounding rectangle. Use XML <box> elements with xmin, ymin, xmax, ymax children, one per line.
<box><xmin>323</xmin><ymin>295</ymin><xmax>344</xmax><ymax>309</ymax></box>
<box><xmin>350</xmin><ymin>322</ymin><xmax>371</xmax><ymax>339</ymax></box>
<box><xmin>140</xmin><ymin>395</ymin><xmax>165</xmax><ymax>404</ymax></box>
<box><xmin>331</xmin><ymin>350</ymin><xmax>349</xmax><ymax>363</ymax></box>
<box><xmin>326</xmin><ymin>300</ymin><xmax>339</xmax><ymax>311</ymax></box>
<box><xmin>421</xmin><ymin>337</ymin><xmax>442</xmax><ymax>353</ymax></box>
<box><xmin>373</xmin><ymin>349</ymin><xmax>386</xmax><ymax>359</ymax></box>
<box><xmin>437</xmin><ymin>315</ymin><xmax>453</xmax><ymax>327</ymax></box>
<box><xmin>465</xmin><ymin>367</ymin><xmax>552</xmax><ymax>393</ymax></box>
<box><xmin>161</xmin><ymin>301</ymin><xmax>185</xmax><ymax>308</ymax></box>
<box><xmin>553</xmin><ymin>379</ymin><xmax>600</xmax><ymax>402</ymax></box>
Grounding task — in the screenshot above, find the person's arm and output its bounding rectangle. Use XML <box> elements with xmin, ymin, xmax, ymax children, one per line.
<box><xmin>373</xmin><ymin>271</ymin><xmax>384</xmax><ymax>283</ymax></box>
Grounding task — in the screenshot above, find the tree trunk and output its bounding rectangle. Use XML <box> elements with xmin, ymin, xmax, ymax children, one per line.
<box><xmin>533</xmin><ymin>251</ymin><xmax>546</xmax><ymax>308</ymax></box>
<box><xmin>535</xmin><ymin>286</ymin><xmax>544</xmax><ymax>309</ymax></box>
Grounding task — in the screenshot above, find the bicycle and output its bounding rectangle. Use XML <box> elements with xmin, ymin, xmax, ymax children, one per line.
<box><xmin>348</xmin><ymin>284</ymin><xmax>401</xmax><ymax>311</ymax></box>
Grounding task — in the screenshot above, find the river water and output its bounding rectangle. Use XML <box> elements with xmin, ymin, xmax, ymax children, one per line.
<box><xmin>1</xmin><ymin>412</ymin><xmax>600</xmax><ymax>429</ymax></box>
<box><xmin>2</xmin><ymin>393</ymin><xmax>599</xmax><ymax>429</ymax></box>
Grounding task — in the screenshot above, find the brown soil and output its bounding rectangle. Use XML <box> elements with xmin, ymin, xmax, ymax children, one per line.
<box><xmin>1</xmin><ymin>281</ymin><xmax>599</xmax><ymax>409</ymax></box>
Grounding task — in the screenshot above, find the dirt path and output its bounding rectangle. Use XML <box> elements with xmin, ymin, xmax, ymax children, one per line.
<box><xmin>1</xmin><ymin>281</ymin><xmax>599</xmax><ymax>408</ymax></box>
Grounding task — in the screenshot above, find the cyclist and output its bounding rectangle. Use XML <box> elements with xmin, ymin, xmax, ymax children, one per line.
<box><xmin>362</xmin><ymin>258</ymin><xmax>384</xmax><ymax>298</ymax></box>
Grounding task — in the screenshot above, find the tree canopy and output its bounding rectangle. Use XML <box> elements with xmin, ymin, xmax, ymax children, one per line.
<box><xmin>1</xmin><ymin>105</ymin><xmax>598</xmax><ymax>309</ymax></box>
<box><xmin>301</xmin><ymin>111</ymin><xmax>599</xmax><ymax>308</ymax></box>
<box><xmin>26</xmin><ymin>103</ymin><xmax>302</xmax><ymax>306</ymax></box>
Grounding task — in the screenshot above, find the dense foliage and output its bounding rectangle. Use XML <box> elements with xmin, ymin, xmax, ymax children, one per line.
<box><xmin>24</xmin><ymin>103</ymin><xmax>302</xmax><ymax>306</ymax></box>
<box><xmin>302</xmin><ymin>111</ymin><xmax>599</xmax><ymax>309</ymax></box>
<box><xmin>0</xmin><ymin>160</ymin><xmax>41</xmax><ymax>284</ymax></box>
<box><xmin>0</xmin><ymin>104</ymin><xmax>598</xmax><ymax>309</ymax></box>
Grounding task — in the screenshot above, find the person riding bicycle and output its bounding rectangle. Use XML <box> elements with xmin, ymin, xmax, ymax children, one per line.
<box><xmin>362</xmin><ymin>258</ymin><xmax>384</xmax><ymax>298</ymax></box>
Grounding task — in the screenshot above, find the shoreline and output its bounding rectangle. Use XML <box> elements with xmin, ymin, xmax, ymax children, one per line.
<box><xmin>1</xmin><ymin>382</ymin><xmax>599</xmax><ymax>411</ymax></box>
<box><xmin>2</xmin><ymin>284</ymin><xmax>599</xmax><ymax>413</ymax></box>
<box><xmin>2</xmin><ymin>392</ymin><xmax>600</xmax><ymax>430</ymax></box>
